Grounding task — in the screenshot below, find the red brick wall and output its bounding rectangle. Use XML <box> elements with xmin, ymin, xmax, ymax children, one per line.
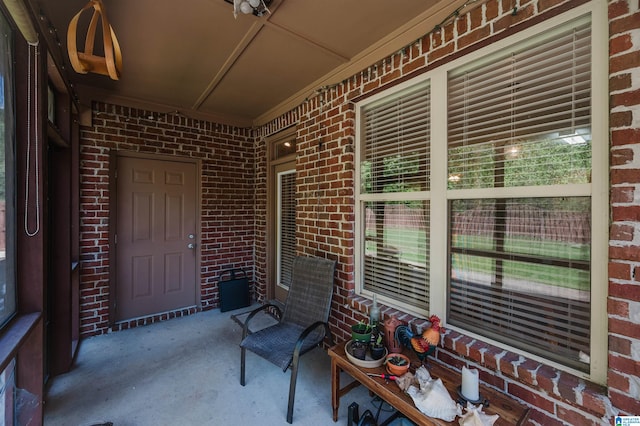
<box><xmin>79</xmin><ymin>103</ymin><xmax>254</xmax><ymax>335</ymax></box>
<box><xmin>608</xmin><ymin>0</ymin><xmax>640</xmax><ymax>419</ymax></box>
<box><xmin>296</xmin><ymin>92</ymin><xmax>357</xmax><ymax>329</ymax></box>
<box><xmin>253</xmin><ymin>135</ymin><xmax>268</xmax><ymax>301</ymax></box>
<box><xmin>252</xmin><ymin>0</ymin><xmax>639</xmax><ymax>423</ymax></box>
<box><xmin>76</xmin><ymin>0</ymin><xmax>640</xmax><ymax>422</ymax></box>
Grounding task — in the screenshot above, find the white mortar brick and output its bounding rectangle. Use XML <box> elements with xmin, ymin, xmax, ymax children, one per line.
<box><xmin>631</xmin><ymin>101</ymin><xmax>640</xmax><ymax>128</ymax></box>
<box><xmin>629</xmin><ymin>374</ymin><xmax>640</xmax><ymax>399</ymax></box>
<box><xmin>630</xmin><ymin>300</ymin><xmax>640</xmax><ymax>322</ymax></box>
<box><xmin>632</xmin><ymin>339</ymin><xmax>640</xmax><ymax>361</ymax></box>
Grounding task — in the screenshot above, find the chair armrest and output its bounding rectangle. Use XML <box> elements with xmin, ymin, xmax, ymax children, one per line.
<box><xmin>242</xmin><ymin>304</ymin><xmax>282</xmax><ymax>339</ymax></box>
<box><xmin>293</xmin><ymin>321</ymin><xmax>334</xmax><ymax>356</ymax></box>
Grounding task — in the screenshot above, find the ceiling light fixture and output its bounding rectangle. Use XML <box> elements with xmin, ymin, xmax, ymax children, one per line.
<box><xmin>557</xmin><ymin>130</ymin><xmax>589</xmax><ymax>145</ymax></box>
<box><xmin>225</xmin><ymin>0</ymin><xmax>272</xmax><ymax>17</ymax></box>
<box><xmin>67</xmin><ymin>0</ymin><xmax>122</xmax><ymax>80</ymax></box>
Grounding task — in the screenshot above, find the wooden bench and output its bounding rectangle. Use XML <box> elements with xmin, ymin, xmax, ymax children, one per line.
<box><xmin>329</xmin><ymin>340</ymin><xmax>530</xmax><ymax>425</ymax></box>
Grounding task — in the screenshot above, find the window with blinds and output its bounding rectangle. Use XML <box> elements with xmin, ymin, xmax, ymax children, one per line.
<box><xmin>277</xmin><ymin>170</ymin><xmax>296</xmax><ymax>289</ymax></box>
<box><xmin>358</xmin><ymin>81</ymin><xmax>431</xmax><ymax>313</ymax></box>
<box><xmin>0</xmin><ymin>12</ymin><xmax>15</xmax><ymax>328</ymax></box>
<box><xmin>446</xmin><ymin>17</ymin><xmax>593</xmax><ymax>371</ymax></box>
<box><xmin>448</xmin><ymin>19</ymin><xmax>591</xmax><ymax>189</ymax></box>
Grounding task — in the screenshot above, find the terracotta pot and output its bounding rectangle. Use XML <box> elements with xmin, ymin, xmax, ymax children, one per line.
<box><xmin>385</xmin><ymin>353</ymin><xmax>410</xmax><ymax>376</ymax></box>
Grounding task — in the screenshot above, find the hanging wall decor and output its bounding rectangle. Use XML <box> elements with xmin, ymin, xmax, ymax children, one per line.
<box><xmin>67</xmin><ymin>0</ymin><xmax>122</xmax><ymax>80</ymax></box>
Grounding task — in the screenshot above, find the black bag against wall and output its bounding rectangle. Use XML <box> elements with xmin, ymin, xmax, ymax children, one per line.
<box><xmin>219</xmin><ymin>269</ymin><xmax>250</xmax><ymax>312</ymax></box>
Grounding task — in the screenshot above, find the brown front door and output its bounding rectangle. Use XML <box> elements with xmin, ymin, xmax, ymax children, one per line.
<box><xmin>115</xmin><ymin>155</ymin><xmax>198</xmax><ymax>321</ymax></box>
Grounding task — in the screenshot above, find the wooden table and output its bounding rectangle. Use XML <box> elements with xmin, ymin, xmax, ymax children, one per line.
<box><xmin>329</xmin><ymin>341</ymin><xmax>530</xmax><ymax>425</ymax></box>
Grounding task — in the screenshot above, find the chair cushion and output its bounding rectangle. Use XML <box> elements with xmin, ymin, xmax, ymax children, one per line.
<box><xmin>241</xmin><ymin>322</ymin><xmax>323</xmax><ymax>371</ymax></box>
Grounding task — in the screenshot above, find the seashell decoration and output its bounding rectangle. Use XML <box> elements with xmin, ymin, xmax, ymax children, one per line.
<box><xmin>458</xmin><ymin>402</ymin><xmax>499</xmax><ymax>426</ymax></box>
<box><xmin>394</xmin><ymin>370</ymin><xmax>416</xmax><ymax>392</ymax></box>
<box><xmin>405</xmin><ymin>366</ymin><xmax>461</xmax><ymax>422</ymax></box>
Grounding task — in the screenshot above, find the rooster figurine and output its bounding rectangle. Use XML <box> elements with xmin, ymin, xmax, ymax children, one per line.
<box><xmin>395</xmin><ymin>315</ymin><xmax>444</xmax><ymax>365</ymax></box>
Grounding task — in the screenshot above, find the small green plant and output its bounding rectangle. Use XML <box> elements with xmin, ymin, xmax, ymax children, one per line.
<box><xmin>369</xmin><ymin>333</ymin><xmax>386</xmax><ymax>360</ymax></box>
<box><xmin>360</xmin><ymin>319</ymin><xmax>369</xmax><ymax>328</ymax></box>
<box><xmin>352</xmin><ymin>320</ymin><xmax>371</xmax><ymax>333</ymax></box>
<box><xmin>385</xmin><ymin>355</ymin><xmax>408</xmax><ymax>366</ymax></box>
<box><xmin>352</xmin><ymin>320</ymin><xmax>373</xmax><ymax>343</ymax></box>
<box><xmin>374</xmin><ymin>334</ymin><xmax>383</xmax><ymax>347</ymax></box>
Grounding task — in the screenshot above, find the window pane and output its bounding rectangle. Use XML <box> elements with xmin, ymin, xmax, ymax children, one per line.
<box><xmin>278</xmin><ymin>170</ymin><xmax>296</xmax><ymax>288</ymax></box>
<box><xmin>447</xmin><ymin>19</ymin><xmax>591</xmax><ymax>190</ymax></box>
<box><xmin>358</xmin><ymin>79</ymin><xmax>431</xmax><ymax>314</ymax></box>
<box><xmin>361</xmin><ymin>81</ymin><xmax>430</xmax><ymax>194</ymax></box>
<box><xmin>274</xmin><ymin>137</ymin><xmax>295</xmax><ymax>160</ymax></box>
<box><xmin>446</xmin><ymin>16</ymin><xmax>592</xmax><ymax>372</ymax></box>
<box><xmin>0</xmin><ymin>12</ymin><xmax>14</xmax><ymax>327</ymax></box>
<box><xmin>1</xmin><ymin>358</ymin><xmax>39</xmax><ymax>424</ymax></box>
<box><xmin>449</xmin><ymin>197</ymin><xmax>591</xmax><ymax>371</ymax></box>
<box><xmin>448</xmin><ymin>137</ymin><xmax>591</xmax><ymax>189</ymax></box>
<box><xmin>0</xmin><ymin>359</ymin><xmax>15</xmax><ymax>424</ymax></box>
<box><xmin>363</xmin><ymin>200</ymin><xmax>429</xmax><ymax>309</ymax></box>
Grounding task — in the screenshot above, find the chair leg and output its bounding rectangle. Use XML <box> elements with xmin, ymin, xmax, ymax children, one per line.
<box><xmin>286</xmin><ymin>353</ymin><xmax>300</xmax><ymax>424</ymax></box>
<box><xmin>240</xmin><ymin>346</ymin><xmax>246</xmax><ymax>386</ymax></box>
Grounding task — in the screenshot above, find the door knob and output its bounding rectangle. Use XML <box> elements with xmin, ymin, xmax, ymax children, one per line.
<box><xmin>187</xmin><ymin>243</ymin><xmax>196</xmax><ymax>249</ymax></box>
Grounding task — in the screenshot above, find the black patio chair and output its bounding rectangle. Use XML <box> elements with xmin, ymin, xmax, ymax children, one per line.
<box><xmin>239</xmin><ymin>256</ymin><xmax>336</xmax><ymax>424</ymax></box>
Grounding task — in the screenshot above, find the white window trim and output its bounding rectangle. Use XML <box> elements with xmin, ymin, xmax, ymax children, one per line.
<box><xmin>355</xmin><ymin>0</ymin><xmax>608</xmax><ymax>383</ymax></box>
<box><xmin>354</xmin><ymin>73</ymin><xmax>433</xmax><ymax>318</ymax></box>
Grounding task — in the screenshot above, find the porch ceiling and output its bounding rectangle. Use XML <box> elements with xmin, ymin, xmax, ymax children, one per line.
<box><xmin>31</xmin><ymin>0</ymin><xmax>466</xmax><ymax>127</ymax></box>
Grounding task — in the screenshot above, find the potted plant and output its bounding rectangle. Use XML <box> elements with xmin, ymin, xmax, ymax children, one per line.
<box><xmin>384</xmin><ymin>353</ymin><xmax>410</xmax><ymax>376</ymax></box>
<box><xmin>370</xmin><ymin>334</ymin><xmax>386</xmax><ymax>360</ymax></box>
<box><xmin>351</xmin><ymin>320</ymin><xmax>372</xmax><ymax>343</ymax></box>
<box><xmin>350</xmin><ymin>340</ymin><xmax>367</xmax><ymax>360</ymax></box>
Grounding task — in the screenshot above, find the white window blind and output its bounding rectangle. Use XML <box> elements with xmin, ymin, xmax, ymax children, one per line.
<box><xmin>448</xmin><ymin>19</ymin><xmax>591</xmax><ymax>189</ymax></box>
<box><xmin>449</xmin><ymin>197</ymin><xmax>591</xmax><ymax>371</ymax></box>
<box><xmin>278</xmin><ymin>171</ymin><xmax>296</xmax><ymax>288</ymax></box>
<box><xmin>359</xmin><ymin>81</ymin><xmax>431</xmax><ymax>312</ymax></box>
<box><xmin>362</xmin><ymin>82</ymin><xmax>431</xmax><ymax>194</ymax></box>
<box><xmin>363</xmin><ymin>201</ymin><xmax>430</xmax><ymax>308</ymax></box>
<box><xmin>446</xmin><ymin>17</ymin><xmax>593</xmax><ymax>371</ymax></box>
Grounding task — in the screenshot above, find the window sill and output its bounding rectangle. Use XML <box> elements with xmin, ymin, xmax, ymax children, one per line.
<box><xmin>348</xmin><ymin>294</ymin><xmax>431</xmax><ymax>328</ymax></box>
<box><xmin>0</xmin><ymin>312</ymin><xmax>42</xmax><ymax>373</ymax></box>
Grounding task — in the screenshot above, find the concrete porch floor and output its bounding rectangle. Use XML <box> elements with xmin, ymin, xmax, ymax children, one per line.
<box><xmin>43</xmin><ymin>306</ymin><xmax>383</xmax><ymax>426</ymax></box>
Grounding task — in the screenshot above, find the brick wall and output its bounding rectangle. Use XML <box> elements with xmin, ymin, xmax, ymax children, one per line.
<box><xmin>296</xmin><ymin>93</ymin><xmax>357</xmax><ymax>332</ymax></box>
<box><xmin>75</xmin><ymin>0</ymin><xmax>640</xmax><ymax>422</ymax></box>
<box><xmin>608</xmin><ymin>0</ymin><xmax>640</xmax><ymax>419</ymax></box>
<box><xmin>79</xmin><ymin>103</ymin><xmax>254</xmax><ymax>335</ymax></box>
<box><xmin>252</xmin><ymin>0</ymin><xmax>640</xmax><ymax>423</ymax></box>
